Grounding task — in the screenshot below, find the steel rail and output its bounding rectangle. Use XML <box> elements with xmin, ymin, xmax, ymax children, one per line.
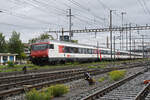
<box><xmin>0</xmin><ymin>66</ymin><xmax>130</xmax><ymax>99</ymax></box>
<box><xmin>81</xmin><ymin>69</ymin><xmax>147</xmax><ymax>100</ymax></box>
<box><xmin>134</xmin><ymin>83</ymin><xmax>150</xmax><ymax>100</ymax></box>
<box><xmin>0</xmin><ymin>62</ymin><xmax>148</xmax><ymax>99</ymax></box>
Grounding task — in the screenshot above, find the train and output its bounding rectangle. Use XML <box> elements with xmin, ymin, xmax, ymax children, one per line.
<box><xmin>30</xmin><ymin>39</ymin><xmax>142</xmax><ymax>65</ymax></box>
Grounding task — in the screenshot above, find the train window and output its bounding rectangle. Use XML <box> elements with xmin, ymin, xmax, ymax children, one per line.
<box><xmin>64</xmin><ymin>46</ymin><xmax>70</xmax><ymax>53</ymax></box>
<box><xmin>49</xmin><ymin>44</ymin><xmax>54</xmax><ymax>49</ymax></box>
<box><xmin>107</xmin><ymin>50</ymin><xmax>111</xmax><ymax>54</ymax></box>
<box><xmin>94</xmin><ymin>49</ymin><xmax>97</xmax><ymax>54</ymax></box>
<box><xmin>83</xmin><ymin>48</ymin><xmax>87</xmax><ymax>54</ymax></box>
<box><xmin>78</xmin><ymin>48</ymin><xmax>83</xmax><ymax>54</ymax></box>
<box><xmin>86</xmin><ymin>48</ymin><xmax>88</xmax><ymax>54</ymax></box>
<box><xmin>87</xmin><ymin>49</ymin><xmax>90</xmax><ymax>54</ymax></box>
<box><xmin>92</xmin><ymin>49</ymin><xmax>94</xmax><ymax>54</ymax></box>
<box><xmin>32</xmin><ymin>44</ymin><xmax>48</xmax><ymax>51</ymax></box>
<box><xmin>80</xmin><ymin>48</ymin><xmax>83</xmax><ymax>54</ymax></box>
<box><xmin>74</xmin><ymin>48</ymin><xmax>78</xmax><ymax>53</ymax></box>
<box><xmin>70</xmin><ymin>47</ymin><xmax>74</xmax><ymax>53</ymax></box>
<box><xmin>89</xmin><ymin>49</ymin><xmax>92</xmax><ymax>54</ymax></box>
<box><xmin>101</xmin><ymin>50</ymin><xmax>107</xmax><ymax>54</ymax></box>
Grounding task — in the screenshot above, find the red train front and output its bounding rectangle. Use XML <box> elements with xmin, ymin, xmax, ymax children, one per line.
<box><xmin>30</xmin><ymin>42</ymin><xmax>50</xmax><ymax>65</ymax></box>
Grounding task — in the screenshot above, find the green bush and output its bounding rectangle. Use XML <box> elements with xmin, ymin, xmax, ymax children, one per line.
<box><xmin>26</xmin><ymin>89</ymin><xmax>52</xmax><ymax>100</ymax></box>
<box><xmin>98</xmin><ymin>77</ymin><xmax>107</xmax><ymax>82</ymax></box>
<box><xmin>7</xmin><ymin>61</ymin><xmax>14</xmax><ymax>67</ymax></box>
<box><xmin>48</xmin><ymin>84</ymin><xmax>69</xmax><ymax>97</ymax></box>
<box><xmin>109</xmin><ymin>70</ymin><xmax>126</xmax><ymax>81</ymax></box>
<box><xmin>26</xmin><ymin>84</ymin><xmax>69</xmax><ymax>100</ymax></box>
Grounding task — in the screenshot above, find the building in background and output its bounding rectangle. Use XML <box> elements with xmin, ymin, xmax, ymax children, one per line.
<box><xmin>23</xmin><ymin>43</ymin><xmax>30</xmax><ymax>57</ymax></box>
<box><xmin>0</xmin><ymin>53</ymin><xmax>17</xmax><ymax>65</ymax></box>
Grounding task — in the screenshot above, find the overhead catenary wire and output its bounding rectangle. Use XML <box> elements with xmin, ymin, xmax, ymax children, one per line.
<box><xmin>0</xmin><ymin>9</ymin><xmax>66</xmax><ymax>27</ymax></box>
<box><xmin>3</xmin><ymin>0</ymin><xmax>70</xmax><ymax>28</ymax></box>
<box><xmin>9</xmin><ymin>0</ymin><xmax>68</xmax><ymax>23</ymax></box>
<box><xmin>137</xmin><ymin>0</ymin><xmax>148</xmax><ymax>15</ymax></box>
<box><xmin>59</xmin><ymin>0</ymin><xmax>105</xmax><ymax>26</ymax></box>
<box><xmin>57</xmin><ymin>0</ymin><xmax>105</xmax><ymax>26</ymax></box>
<box><xmin>67</xmin><ymin>0</ymin><xmax>105</xmax><ymax>21</ymax></box>
<box><xmin>0</xmin><ymin>22</ymin><xmax>49</xmax><ymax>29</ymax></box>
<box><xmin>140</xmin><ymin>0</ymin><xmax>150</xmax><ymax>15</ymax></box>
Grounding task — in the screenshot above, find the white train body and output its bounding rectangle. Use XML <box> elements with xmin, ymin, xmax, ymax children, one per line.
<box><xmin>30</xmin><ymin>40</ymin><xmax>142</xmax><ymax>65</ymax></box>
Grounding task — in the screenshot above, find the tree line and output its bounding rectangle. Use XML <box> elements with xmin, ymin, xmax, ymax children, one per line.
<box><xmin>0</xmin><ymin>32</ymin><xmax>54</xmax><ymax>59</ymax></box>
<box><xmin>0</xmin><ymin>31</ymin><xmax>77</xmax><ymax>60</ymax></box>
<box><xmin>0</xmin><ymin>31</ymin><xmax>24</xmax><ymax>59</ymax></box>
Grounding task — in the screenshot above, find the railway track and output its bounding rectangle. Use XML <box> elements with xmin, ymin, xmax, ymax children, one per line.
<box><xmin>0</xmin><ymin>62</ymin><xmax>149</xmax><ymax>100</ymax></box>
<box><xmin>145</xmin><ymin>85</ymin><xmax>150</xmax><ymax>100</ymax></box>
<box><xmin>135</xmin><ymin>83</ymin><xmax>150</xmax><ymax>100</ymax></box>
<box><xmin>0</xmin><ymin>66</ymin><xmax>85</xmax><ymax>77</ymax></box>
<box><xmin>0</xmin><ymin>68</ymin><xmax>85</xmax><ymax>84</ymax></box>
<box><xmin>0</xmin><ymin>68</ymin><xmax>114</xmax><ymax>99</ymax></box>
<box><xmin>0</xmin><ymin>60</ymin><xmax>148</xmax><ymax>77</ymax></box>
<box><xmin>0</xmin><ymin>61</ymin><xmax>146</xmax><ymax>85</ymax></box>
<box><xmin>81</xmin><ymin>68</ymin><xmax>150</xmax><ymax>100</ymax></box>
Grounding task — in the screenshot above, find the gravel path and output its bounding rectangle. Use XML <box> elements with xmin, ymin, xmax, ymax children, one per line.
<box><xmin>100</xmin><ymin>71</ymin><xmax>150</xmax><ymax>100</ymax></box>
<box><xmin>145</xmin><ymin>93</ymin><xmax>150</xmax><ymax>100</ymax></box>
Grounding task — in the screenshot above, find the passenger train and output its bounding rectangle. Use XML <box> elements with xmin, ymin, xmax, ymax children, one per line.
<box><xmin>30</xmin><ymin>40</ymin><xmax>142</xmax><ymax>65</ymax></box>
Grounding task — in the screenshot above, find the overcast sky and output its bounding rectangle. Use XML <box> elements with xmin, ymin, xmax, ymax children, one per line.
<box><xmin>0</xmin><ymin>0</ymin><xmax>150</xmax><ymax>50</ymax></box>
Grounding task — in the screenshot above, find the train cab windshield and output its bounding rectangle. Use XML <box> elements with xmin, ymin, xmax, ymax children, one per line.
<box><xmin>31</xmin><ymin>44</ymin><xmax>54</xmax><ymax>51</ymax></box>
<box><xmin>31</xmin><ymin>44</ymin><xmax>48</xmax><ymax>51</ymax></box>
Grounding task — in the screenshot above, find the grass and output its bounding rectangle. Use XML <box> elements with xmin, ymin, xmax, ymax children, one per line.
<box><xmin>26</xmin><ymin>88</ymin><xmax>52</xmax><ymax>100</ymax></box>
<box><xmin>0</xmin><ymin>58</ymin><xmax>148</xmax><ymax>73</ymax></box>
<box><xmin>48</xmin><ymin>84</ymin><xmax>69</xmax><ymax>97</ymax></box>
<box><xmin>108</xmin><ymin>70</ymin><xmax>126</xmax><ymax>81</ymax></box>
<box><xmin>26</xmin><ymin>84</ymin><xmax>69</xmax><ymax>100</ymax></box>
<box><xmin>88</xmin><ymin>66</ymin><xmax>97</xmax><ymax>68</ymax></box>
<box><xmin>98</xmin><ymin>77</ymin><xmax>107</xmax><ymax>82</ymax></box>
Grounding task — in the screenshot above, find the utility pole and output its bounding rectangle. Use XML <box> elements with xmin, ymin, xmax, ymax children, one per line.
<box><xmin>67</xmin><ymin>9</ymin><xmax>73</xmax><ymax>41</ymax></box>
<box><xmin>129</xmin><ymin>23</ymin><xmax>132</xmax><ymax>59</ymax></box>
<box><xmin>107</xmin><ymin>36</ymin><xmax>109</xmax><ymax>48</ymax></box>
<box><xmin>133</xmin><ymin>39</ymin><xmax>135</xmax><ymax>59</ymax></box>
<box><xmin>120</xmin><ymin>31</ymin><xmax>121</xmax><ymax>50</ymax></box>
<box><xmin>114</xmin><ymin>36</ymin><xmax>116</xmax><ymax>60</ymax></box>
<box><xmin>121</xmin><ymin>12</ymin><xmax>126</xmax><ymax>50</ymax></box>
<box><xmin>125</xmin><ymin>24</ymin><xmax>128</xmax><ymax>51</ymax></box>
<box><xmin>142</xmin><ymin>35</ymin><xmax>144</xmax><ymax>58</ymax></box>
<box><xmin>97</xmin><ymin>41</ymin><xmax>99</xmax><ymax>60</ymax></box>
<box><xmin>62</xmin><ymin>28</ymin><xmax>64</xmax><ymax>41</ymax></box>
<box><xmin>110</xmin><ymin>10</ymin><xmax>112</xmax><ymax>60</ymax></box>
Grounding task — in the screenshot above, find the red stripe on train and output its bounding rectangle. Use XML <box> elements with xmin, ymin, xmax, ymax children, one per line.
<box><xmin>59</xmin><ymin>45</ymin><xmax>64</xmax><ymax>53</ymax></box>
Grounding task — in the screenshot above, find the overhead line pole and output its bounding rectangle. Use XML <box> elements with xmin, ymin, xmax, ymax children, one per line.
<box><xmin>67</xmin><ymin>9</ymin><xmax>73</xmax><ymax>41</ymax></box>
<box><xmin>142</xmin><ymin>35</ymin><xmax>144</xmax><ymax>58</ymax></box>
<box><xmin>134</xmin><ymin>39</ymin><xmax>135</xmax><ymax>59</ymax></box>
<box><xmin>121</xmin><ymin>12</ymin><xmax>126</xmax><ymax>50</ymax></box>
<box><xmin>125</xmin><ymin>24</ymin><xmax>128</xmax><ymax>51</ymax></box>
<box><xmin>110</xmin><ymin>10</ymin><xmax>113</xmax><ymax>60</ymax></box>
<box><xmin>120</xmin><ymin>31</ymin><xmax>121</xmax><ymax>50</ymax></box>
<box><xmin>129</xmin><ymin>23</ymin><xmax>132</xmax><ymax>59</ymax></box>
<box><xmin>114</xmin><ymin>36</ymin><xmax>116</xmax><ymax>60</ymax></box>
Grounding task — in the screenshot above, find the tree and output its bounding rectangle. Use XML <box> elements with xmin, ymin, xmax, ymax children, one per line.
<box><xmin>40</xmin><ymin>33</ymin><xmax>54</xmax><ymax>40</ymax></box>
<box><xmin>20</xmin><ymin>52</ymin><xmax>27</xmax><ymax>60</ymax></box>
<box><xmin>0</xmin><ymin>33</ymin><xmax>7</xmax><ymax>53</ymax></box>
<box><xmin>8</xmin><ymin>31</ymin><xmax>24</xmax><ymax>59</ymax></box>
<box><xmin>29</xmin><ymin>33</ymin><xmax>54</xmax><ymax>44</ymax></box>
<box><xmin>29</xmin><ymin>38</ymin><xmax>38</xmax><ymax>44</ymax></box>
